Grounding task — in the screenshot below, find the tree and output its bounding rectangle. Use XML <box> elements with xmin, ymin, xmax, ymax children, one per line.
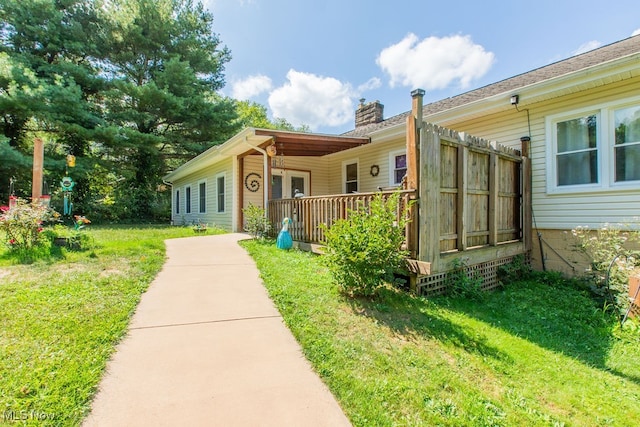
<box><xmin>0</xmin><ymin>0</ymin><xmax>104</xmax><ymax>205</ymax></box>
<box><xmin>235</xmin><ymin>100</ymin><xmax>311</xmax><ymax>132</ymax></box>
<box><xmin>99</xmin><ymin>0</ymin><xmax>239</xmax><ymax>218</ymax></box>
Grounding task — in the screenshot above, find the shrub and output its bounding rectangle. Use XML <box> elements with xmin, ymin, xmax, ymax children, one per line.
<box><xmin>497</xmin><ymin>254</ymin><xmax>532</xmax><ymax>285</ymax></box>
<box><xmin>572</xmin><ymin>223</ymin><xmax>640</xmax><ymax>312</ymax></box>
<box><xmin>243</xmin><ymin>203</ymin><xmax>272</xmax><ymax>239</ymax></box>
<box><xmin>322</xmin><ymin>192</ymin><xmax>411</xmax><ymax>297</ymax></box>
<box><xmin>446</xmin><ymin>258</ymin><xmax>485</xmax><ymax>300</ymax></box>
<box><xmin>0</xmin><ymin>198</ymin><xmax>57</xmax><ymax>251</ymax></box>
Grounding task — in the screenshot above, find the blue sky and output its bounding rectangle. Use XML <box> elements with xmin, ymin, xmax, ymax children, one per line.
<box><xmin>204</xmin><ymin>0</ymin><xmax>640</xmax><ymax>134</ymax></box>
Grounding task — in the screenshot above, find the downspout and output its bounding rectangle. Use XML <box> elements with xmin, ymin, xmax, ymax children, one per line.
<box><xmin>243</xmin><ymin>136</ymin><xmax>271</xmax><ymax>213</ymax></box>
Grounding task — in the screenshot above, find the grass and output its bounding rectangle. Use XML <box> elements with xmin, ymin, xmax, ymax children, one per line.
<box><xmin>0</xmin><ymin>225</ymin><xmax>224</xmax><ymax>426</ymax></box>
<box><xmin>241</xmin><ymin>239</ymin><xmax>640</xmax><ymax>427</ymax></box>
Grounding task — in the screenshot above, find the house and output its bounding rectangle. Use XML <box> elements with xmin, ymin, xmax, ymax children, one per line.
<box><xmin>164</xmin><ymin>34</ymin><xmax>640</xmax><ymax>283</ymax></box>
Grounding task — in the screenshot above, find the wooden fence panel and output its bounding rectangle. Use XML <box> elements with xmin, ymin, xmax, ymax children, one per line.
<box><xmin>420</xmin><ymin>123</ymin><xmax>527</xmax><ymax>277</ymax></box>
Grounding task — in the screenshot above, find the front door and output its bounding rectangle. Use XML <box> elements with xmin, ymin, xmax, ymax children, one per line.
<box><xmin>272</xmin><ymin>169</ymin><xmax>310</xmax><ymax>199</ymax></box>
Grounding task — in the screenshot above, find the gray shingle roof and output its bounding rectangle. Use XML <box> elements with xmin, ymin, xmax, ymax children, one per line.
<box><xmin>344</xmin><ymin>34</ymin><xmax>640</xmax><ymax>137</ymax></box>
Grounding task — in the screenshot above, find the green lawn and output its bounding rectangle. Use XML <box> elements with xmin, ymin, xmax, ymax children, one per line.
<box><xmin>0</xmin><ymin>225</ymin><xmax>223</xmax><ymax>426</ymax></box>
<box><xmin>241</xmin><ymin>239</ymin><xmax>640</xmax><ymax>427</ymax></box>
<box><xmin>2</xmin><ymin>229</ymin><xmax>638</xmax><ymax>426</ymax></box>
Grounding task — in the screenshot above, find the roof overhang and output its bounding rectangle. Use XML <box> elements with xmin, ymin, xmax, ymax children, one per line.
<box><xmin>164</xmin><ymin>128</ymin><xmax>369</xmax><ymax>182</ymax></box>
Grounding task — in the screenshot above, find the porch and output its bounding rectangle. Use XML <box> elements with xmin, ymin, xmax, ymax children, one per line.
<box><xmin>267</xmin><ymin>189</ymin><xmax>418</xmax><ymax>254</ymax></box>
<box><xmin>262</xmin><ymin>122</ymin><xmax>531</xmax><ymax>295</ymax></box>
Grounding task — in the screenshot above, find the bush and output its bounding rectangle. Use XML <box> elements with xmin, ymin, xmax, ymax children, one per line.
<box><xmin>446</xmin><ymin>258</ymin><xmax>485</xmax><ymax>300</ymax></box>
<box><xmin>243</xmin><ymin>203</ymin><xmax>271</xmax><ymax>239</ymax></box>
<box><xmin>0</xmin><ymin>198</ymin><xmax>58</xmax><ymax>251</ymax></box>
<box><xmin>322</xmin><ymin>192</ymin><xmax>411</xmax><ymax>297</ymax></box>
<box><xmin>572</xmin><ymin>223</ymin><xmax>640</xmax><ymax>312</ymax></box>
<box><xmin>497</xmin><ymin>254</ymin><xmax>532</xmax><ymax>285</ymax></box>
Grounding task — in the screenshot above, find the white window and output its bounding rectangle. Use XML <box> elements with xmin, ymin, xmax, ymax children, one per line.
<box><xmin>614</xmin><ymin>105</ymin><xmax>640</xmax><ymax>182</ymax></box>
<box><xmin>185</xmin><ymin>186</ymin><xmax>192</xmax><ymax>214</ymax></box>
<box><xmin>389</xmin><ymin>150</ymin><xmax>407</xmax><ymax>186</ymax></box>
<box><xmin>343</xmin><ymin>160</ymin><xmax>358</xmax><ymax>193</ymax></box>
<box><xmin>547</xmin><ymin>98</ymin><xmax>640</xmax><ymax>193</ymax></box>
<box><xmin>216</xmin><ymin>173</ymin><xmax>225</xmax><ymax>213</ymax></box>
<box><xmin>555</xmin><ymin>114</ymin><xmax>599</xmax><ymax>186</ymax></box>
<box><xmin>175</xmin><ymin>190</ymin><xmax>180</xmax><ymax>214</ymax></box>
<box><xmin>198</xmin><ymin>180</ymin><xmax>207</xmax><ymax>213</ymax></box>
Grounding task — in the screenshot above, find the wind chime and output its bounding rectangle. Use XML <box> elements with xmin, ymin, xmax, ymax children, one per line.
<box><xmin>267</xmin><ymin>142</ymin><xmax>285</xmax><ymax>168</ymax></box>
<box><xmin>60</xmin><ymin>155</ymin><xmax>76</xmax><ymax>216</ymax></box>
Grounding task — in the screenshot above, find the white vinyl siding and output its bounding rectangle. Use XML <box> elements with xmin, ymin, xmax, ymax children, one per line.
<box><xmin>327</xmin><ymin>138</ymin><xmax>407</xmax><ymax>194</ymax></box>
<box><xmin>171</xmin><ymin>157</ymin><xmax>233</xmax><ymax>230</ymax></box>
<box><xmin>242</xmin><ymin>156</ymin><xmax>264</xmax><ymax>210</ymax></box>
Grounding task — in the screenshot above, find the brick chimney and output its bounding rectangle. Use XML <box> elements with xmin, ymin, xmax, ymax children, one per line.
<box><xmin>355</xmin><ymin>98</ymin><xmax>384</xmax><ymax>128</ymax></box>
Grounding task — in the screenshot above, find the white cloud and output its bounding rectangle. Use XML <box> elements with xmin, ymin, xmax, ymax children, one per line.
<box><xmin>231</xmin><ymin>74</ymin><xmax>273</xmax><ymax>100</ymax></box>
<box><xmin>573</xmin><ymin>40</ymin><xmax>602</xmax><ymax>56</ymax></box>
<box><xmin>632</xmin><ymin>28</ymin><xmax>640</xmax><ymax>36</ymax></box>
<box><xmin>357</xmin><ymin>77</ymin><xmax>382</xmax><ymax>93</ymax></box>
<box><xmin>268</xmin><ymin>70</ymin><xmax>354</xmax><ymax>130</ymax></box>
<box><xmin>376</xmin><ymin>33</ymin><xmax>494</xmax><ymax>90</ymax></box>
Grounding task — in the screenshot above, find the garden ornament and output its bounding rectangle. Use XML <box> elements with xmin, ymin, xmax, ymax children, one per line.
<box><xmin>276</xmin><ymin>217</ymin><xmax>293</xmax><ymax>250</ymax></box>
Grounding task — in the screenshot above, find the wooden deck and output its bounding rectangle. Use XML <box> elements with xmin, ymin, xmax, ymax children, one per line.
<box><xmin>267</xmin><ymin>123</ymin><xmax>530</xmax><ymax>296</ymax></box>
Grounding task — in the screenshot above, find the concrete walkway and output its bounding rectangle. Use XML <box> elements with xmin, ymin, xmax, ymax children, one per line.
<box><xmin>83</xmin><ymin>233</ymin><xmax>351</xmax><ymax>427</ymax></box>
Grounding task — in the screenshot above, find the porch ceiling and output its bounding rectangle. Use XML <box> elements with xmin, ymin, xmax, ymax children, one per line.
<box><xmin>248</xmin><ymin>129</ymin><xmax>370</xmax><ymax>157</ymax></box>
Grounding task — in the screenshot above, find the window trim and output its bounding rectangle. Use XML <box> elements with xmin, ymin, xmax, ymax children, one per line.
<box><xmin>342</xmin><ymin>159</ymin><xmax>359</xmax><ymax>193</ymax></box>
<box><xmin>175</xmin><ymin>189</ymin><xmax>180</xmax><ymax>214</ymax></box>
<box><xmin>198</xmin><ymin>179</ymin><xmax>207</xmax><ymax>214</ymax></box>
<box><xmin>216</xmin><ymin>172</ymin><xmax>226</xmax><ymax>214</ymax></box>
<box><xmin>546</xmin><ymin>95</ymin><xmax>640</xmax><ymax>195</ymax></box>
<box><xmin>388</xmin><ymin>149</ymin><xmax>407</xmax><ymax>186</ymax></box>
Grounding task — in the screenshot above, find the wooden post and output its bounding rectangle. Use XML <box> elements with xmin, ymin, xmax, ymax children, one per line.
<box><xmin>406</xmin><ymin>89</ymin><xmax>425</xmax><ymax>191</ymax></box>
<box><xmin>237</xmin><ymin>156</ymin><xmax>244</xmax><ymax>231</ymax></box>
<box><xmin>420</xmin><ymin>125</ymin><xmax>441</xmax><ymax>272</ymax></box>
<box><xmin>266</xmin><ymin>150</ymin><xmax>272</xmax><ymax>202</ymax></box>
<box><xmin>32</xmin><ymin>138</ymin><xmax>44</xmax><ymax>203</ymax></box>
<box><xmin>407</xmin><ymin>89</ymin><xmax>425</xmax><ymax>266</ymax></box>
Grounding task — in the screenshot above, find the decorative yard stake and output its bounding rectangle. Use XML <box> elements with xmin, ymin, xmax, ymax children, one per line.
<box><xmin>60</xmin><ymin>176</ymin><xmax>75</xmax><ymax>216</ymax></box>
<box><xmin>276</xmin><ymin>217</ymin><xmax>293</xmax><ymax>250</ymax></box>
<box><xmin>60</xmin><ymin>153</ymin><xmax>77</xmax><ymax>216</ymax></box>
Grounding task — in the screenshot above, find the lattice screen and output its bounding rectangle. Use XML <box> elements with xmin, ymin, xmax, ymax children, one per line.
<box><xmin>416</xmin><ymin>254</ymin><xmax>531</xmax><ymax>296</ymax></box>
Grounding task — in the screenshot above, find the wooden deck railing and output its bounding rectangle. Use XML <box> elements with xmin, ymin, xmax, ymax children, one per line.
<box><xmin>268</xmin><ymin>189</ymin><xmax>417</xmax><ymax>253</ymax></box>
